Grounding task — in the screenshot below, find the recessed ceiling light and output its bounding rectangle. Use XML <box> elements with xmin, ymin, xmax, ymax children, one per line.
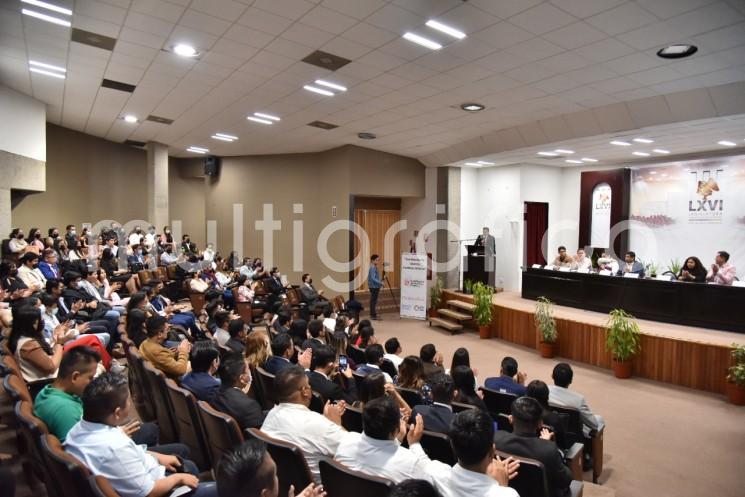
<box><xmin>303</xmin><ymin>85</ymin><xmax>334</xmax><ymax>97</ymax></box>
<box><xmin>357</xmin><ymin>132</ymin><xmax>376</xmax><ymax>140</ymax></box>
<box><xmin>212</xmin><ymin>133</ymin><xmax>238</xmax><ymax>142</ymax></box>
<box><xmin>633</xmin><ymin>138</ymin><xmax>654</xmax><ymax>143</ymax></box>
<box><xmin>187</xmin><ymin>146</ymin><xmax>208</xmax><ymax>154</ymax></box>
<box><xmin>29</xmin><ymin>67</ymin><xmax>65</xmax><ymax>79</ymax></box>
<box><xmin>610</xmin><ymin>140</ymin><xmax>631</xmax><ymax>146</ymax></box>
<box><xmin>718</xmin><ymin>140</ymin><xmax>736</xmax><ymax>147</ymax></box>
<box><xmin>477</xmin><ymin>161</ymin><xmax>494</xmax><ymax>165</ymax></box>
<box><xmin>123</xmin><ymin>115</ymin><xmax>138</xmax><ymax>123</ymax></box>
<box><xmin>173</xmin><ymin>44</ymin><xmax>198</xmax><ymax>57</ymax></box>
<box><xmin>633</xmin><ymin>151</ymin><xmax>650</xmax><ymax>156</ymax></box>
<box><xmin>565</xmin><ymin>159</ymin><xmax>583</xmax><ymax>164</ymax></box>
<box><xmin>464</xmin><ymin>162</ymin><xmax>481</xmax><ymax>166</ymax></box>
<box><xmin>425</xmin><ymin>20</ymin><xmax>466</xmax><ymax>39</ymax></box>
<box><xmin>650</xmin><ymin>171</ymin><xmax>657</xmax><ymax>175</ymax></box>
<box><xmin>402</xmin><ymin>32</ymin><xmax>442</xmax><ymax>50</ymax></box>
<box><xmin>460</xmin><ymin>103</ymin><xmax>485</xmax><ymax>112</ymax></box>
<box><xmin>581</xmin><ymin>158</ymin><xmax>598</xmax><ymax>163</ymax></box>
<box><xmin>555</xmin><ymin>149</ymin><xmax>574</xmax><ymax>154</ymax></box>
<box><xmin>661</xmin><ymin>173</ymin><xmax>668</xmax><ymax>177</ymax></box>
<box><xmin>253</xmin><ymin>112</ymin><xmax>280</xmax><ymax>121</ymax></box>
<box><xmin>653</xmin><ymin>149</ymin><xmax>670</xmax><ymax>154</ymax></box>
<box><xmin>537</xmin><ymin>151</ymin><xmax>558</xmax><ymax>157</ymax></box>
<box><xmin>21</xmin><ymin>8</ymin><xmax>71</xmax><ymax>26</ymax></box>
<box><xmin>21</xmin><ymin>0</ymin><xmax>71</xmax><ymax>15</ymax></box>
<box><xmin>315</xmin><ymin>80</ymin><xmax>347</xmax><ymax>92</ymax></box>
<box><xmin>247</xmin><ymin>116</ymin><xmax>273</xmax><ymax>125</ymax></box>
<box><xmin>29</xmin><ymin>60</ymin><xmax>66</xmax><ymax>73</ymax></box>
<box><xmin>657</xmin><ymin>44</ymin><xmax>698</xmax><ymax>59</ymax></box>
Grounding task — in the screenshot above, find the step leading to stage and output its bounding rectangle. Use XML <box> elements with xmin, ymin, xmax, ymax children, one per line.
<box><xmin>428</xmin><ymin>317</ymin><xmax>463</xmax><ymax>333</ymax></box>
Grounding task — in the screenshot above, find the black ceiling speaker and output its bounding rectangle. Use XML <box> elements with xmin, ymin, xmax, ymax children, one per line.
<box><xmin>204</xmin><ymin>155</ymin><xmax>220</xmax><ymax>176</ymax></box>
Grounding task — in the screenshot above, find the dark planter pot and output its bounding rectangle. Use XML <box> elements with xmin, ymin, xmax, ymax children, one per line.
<box><xmin>725</xmin><ymin>382</ymin><xmax>745</xmax><ymax>405</ymax></box>
<box><xmin>478</xmin><ymin>325</ymin><xmax>491</xmax><ymax>339</ymax></box>
<box><xmin>611</xmin><ymin>358</ymin><xmax>633</xmax><ymax>379</ymax></box>
<box><xmin>428</xmin><ymin>308</ymin><xmax>439</xmax><ymax>318</ymax></box>
<box><xmin>539</xmin><ymin>341</ymin><xmax>556</xmax><ymax>358</ymax></box>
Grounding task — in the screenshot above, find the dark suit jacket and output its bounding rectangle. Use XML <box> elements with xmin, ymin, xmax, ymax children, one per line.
<box><xmin>226</xmin><ymin>337</ymin><xmax>245</xmax><ymax>354</ymax></box>
<box><xmin>422</xmin><ymin>362</ymin><xmax>445</xmax><ymax>379</ymax></box>
<box><xmin>616</xmin><ymin>260</ymin><xmax>645</xmax><ymax>277</ymax></box>
<box><xmin>263</xmin><ymin>356</ymin><xmax>292</xmax><ymax>376</ymax></box>
<box><xmin>493</xmin><ymin>430</ymin><xmax>572</xmax><ymax>497</ymax></box>
<box><xmin>475</xmin><ymin>234</ymin><xmax>496</xmax><ymax>254</ymax></box>
<box><xmin>409</xmin><ymin>404</ymin><xmax>455</xmax><ymax>435</ymax></box>
<box><xmin>210</xmin><ymin>387</ymin><xmax>264</xmax><ymax>431</ymax></box>
<box><xmin>308</xmin><ymin>370</ymin><xmax>357</xmax><ymax>404</ymax></box>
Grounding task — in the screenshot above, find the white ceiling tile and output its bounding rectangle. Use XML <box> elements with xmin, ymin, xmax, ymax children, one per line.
<box><xmin>628</xmin><ymin>66</ymin><xmax>684</xmax><ymax>86</ymax></box>
<box><xmin>167</xmin><ymin>26</ymin><xmax>219</xmax><ymax>52</ymax></box>
<box><xmin>532</xmin><ymin>74</ymin><xmax>578</xmax><ymax>94</ymax></box>
<box><xmin>566</xmin><ymin>64</ymin><xmax>618</xmax><ymax>84</ymax></box>
<box><xmin>549</xmin><ymin>0</ymin><xmax>627</xmax><ymax>19</ymax></box>
<box><xmin>71</xmin><ymin>15</ymin><xmax>122</xmax><ymax>39</ymax></box>
<box><xmin>301</xmin><ymin>6</ymin><xmax>359</xmax><ymax>35</ymax></box>
<box><xmin>507</xmin><ymin>63</ymin><xmax>560</xmax><ymax>84</ymax></box>
<box><xmin>118</xmin><ymin>27</ymin><xmax>169</xmax><ymax>50</ymax></box>
<box><xmin>586</xmin><ymin>2</ymin><xmax>658</xmax><ymax>36</ymax></box>
<box><xmin>574</xmin><ymin>37</ymin><xmax>636</xmax><ymax>62</ymax></box>
<box><xmin>321</xmin><ymin>0</ymin><xmax>387</xmax><ymax>20</ymax></box>
<box><xmin>602</xmin><ymin>52</ymin><xmax>663</xmax><ymax>75</ymax></box>
<box><xmin>435</xmin><ymin>3</ymin><xmax>502</xmax><ymax>34</ymax></box>
<box><xmin>125</xmin><ymin>11</ymin><xmax>175</xmax><ymax>36</ymax></box>
<box><xmin>468</xmin><ymin>0</ymin><xmax>543</xmax><ymax>19</ymax></box>
<box><xmin>443</xmin><ymin>37</ymin><xmax>497</xmax><ymax>62</ymax></box>
<box><xmin>357</xmin><ymin>50</ymin><xmax>407</xmax><ymax>72</ymax></box>
<box><xmin>693</xmin><ymin>21</ymin><xmax>745</xmax><ymax>52</ymax></box>
<box><xmin>388</xmin><ymin>62</ymin><xmax>438</xmax><ymax>82</ymax></box>
<box><xmin>366</xmin><ymin>5</ymin><xmax>426</xmax><ymax>34</ymax></box>
<box><xmin>508</xmin><ymin>3</ymin><xmax>577</xmax><ymax>35</ymax></box>
<box><xmin>472</xmin><ymin>21</ymin><xmax>535</xmax><ymax>50</ymax></box>
<box><xmin>341</xmin><ymin>22</ymin><xmax>398</xmax><ymax>49</ymax></box>
<box><xmin>416</xmin><ymin>51</ymin><xmax>467</xmax><ymax>72</ymax></box>
<box><xmin>591</xmin><ymin>76</ymin><xmax>640</xmax><ymax>93</ymax></box>
<box><xmin>539</xmin><ymin>50</ymin><xmax>593</xmax><ymax>72</ymax></box>
<box><xmin>179</xmin><ymin>10</ymin><xmax>232</xmax><ymax>38</ymax></box>
<box><xmin>666</xmin><ymin>1</ymin><xmax>744</xmax><ymax>37</ymax></box>
<box><xmin>477</xmin><ymin>49</ymin><xmax>532</xmax><ymax>73</ymax></box>
<box><xmin>636</xmin><ymin>0</ymin><xmax>720</xmax><ymax>20</ymax></box>
<box><xmin>190</xmin><ymin>0</ymin><xmax>248</xmax><ymax>22</ymax></box>
<box><xmin>626</xmin><ymin>95</ymin><xmax>674</xmax><ymax>127</ymax></box>
<box><xmin>505</xmin><ymin>37</ymin><xmax>565</xmax><ymax>62</ymax></box>
<box><xmin>253</xmin><ymin>0</ymin><xmax>315</xmax><ymax>21</ymax></box>
<box><xmin>378</xmin><ymin>38</ymin><xmax>437</xmax><ymax>61</ymax></box>
<box><xmin>75</xmin><ymin>0</ymin><xmax>128</xmax><ymax>25</ymax></box>
<box><xmin>542</xmin><ymin>21</ymin><xmax>608</xmax><ymax>50</ymax></box>
<box><xmin>129</xmin><ymin>0</ymin><xmax>186</xmax><ymax>23</ymax></box>
<box><xmin>223</xmin><ymin>24</ymin><xmax>275</xmax><ymax>49</ymax></box>
<box><xmin>236</xmin><ymin>7</ymin><xmax>294</xmax><ymax>35</ymax></box>
<box><xmin>616</xmin><ymin>21</ymin><xmax>688</xmax><ymax>51</ymax></box>
<box><xmin>281</xmin><ymin>23</ymin><xmax>336</xmax><ymax>48</ymax></box>
<box><xmin>665</xmin><ymin>88</ymin><xmax>718</xmax><ymax>122</ymax></box>
<box><xmin>262</xmin><ymin>37</ymin><xmax>313</xmax><ymax>60</ymax></box>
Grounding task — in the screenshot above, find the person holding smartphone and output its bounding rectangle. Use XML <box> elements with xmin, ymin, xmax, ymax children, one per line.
<box><xmin>308</xmin><ymin>345</ymin><xmax>358</xmax><ymax>404</ymax></box>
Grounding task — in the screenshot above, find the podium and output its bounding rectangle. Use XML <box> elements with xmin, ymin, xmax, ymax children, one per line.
<box><xmin>463</xmin><ymin>254</ymin><xmax>496</xmax><ymax>287</ymax></box>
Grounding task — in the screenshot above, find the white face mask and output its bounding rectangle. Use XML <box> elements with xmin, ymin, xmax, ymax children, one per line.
<box><xmin>52</xmin><ymin>307</ymin><xmax>58</xmax><ymax>315</ymax></box>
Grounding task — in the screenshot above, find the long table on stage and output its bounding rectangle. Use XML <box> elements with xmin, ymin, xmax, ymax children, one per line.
<box><xmin>521</xmin><ymin>267</ymin><xmax>745</xmax><ymax>333</ymax></box>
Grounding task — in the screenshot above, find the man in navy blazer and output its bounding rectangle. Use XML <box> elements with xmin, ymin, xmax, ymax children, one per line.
<box><xmin>38</xmin><ymin>249</ymin><xmax>62</xmax><ymax>281</ymax></box>
<box><xmin>409</xmin><ymin>373</ymin><xmax>456</xmax><ymax>435</ymax></box>
<box><xmin>263</xmin><ymin>333</ymin><xmax>295</xmax><ymax>375</ymax></box>
<box><xmin>616</xmin><ymin>251</ymin><xmax>645</xmax><ymax>277</ymax></box>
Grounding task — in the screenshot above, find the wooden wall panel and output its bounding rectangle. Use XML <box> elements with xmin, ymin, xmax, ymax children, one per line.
<box><xmin>441</xmin><ymin>290</ymin><xmax>731</xmax><ymax>394</ymax></box>
<box><xmin>353</xmin><ymin>208</ymin><xmax>401</xmax><ymax>291</ymax></box>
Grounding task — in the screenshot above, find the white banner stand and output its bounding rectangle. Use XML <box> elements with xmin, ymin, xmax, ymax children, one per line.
<box><xmin>400</xmin><ymin>253</ymin><xmax>428</xmax><ymax>320</ymax></box>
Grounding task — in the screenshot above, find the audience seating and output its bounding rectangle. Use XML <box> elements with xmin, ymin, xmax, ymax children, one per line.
<box><xmin>495</xmin><ymin>448</ymin><xmax>584</xmax><ymax>497</ymax></box>
<box><xmin>123</xmin><ymin>344</ymin><xmax>156</xmax><ymax>422</ymax></box>
<box><xmin>254</xmin><ymin>367</ymin><xmax>277</xmax><ymax>409</ymax></box>
<box><xmin>309</xmin><ymin>390</ymin><xmax>325</xmax><ymax>414</ymax></box>
<box><xmin>3</xmin><ymin>374</ymin><xmax>32</xmax><ymax>403</ymax></box>
<box><xmin>164</xmin><ymin>378</ymin><xmax>211</xmax><ymax>471</ymax></box>
<box><xmin>479</xmin><ymin>387</ymin><xmax>518</xmax><ymax>418</ymax></box>
<box><xmin>395</xmin><ymin>387</ymin><xmax>424</xmax><ymax>407</ymax></box>
<box><xmin>14</xmin><ymin>400</ymin><xmax>52</xmax><ymax>492</ymax></box>
<box><xmin>88</xmin><ymin>475</ymin><xmax>122</xmax><ymax>497</ymax></box>
<box><xmin>419</xmin><ymin>430</ymin><xmax>457</xmax><ymax>465</ymax></box>
<box><xmin>140</xmin><ymin>360</ymin><xmax>178</xmax><ymax>443</ymax></box>
<box><xmin>341</xmin><ymin>405</ymin><xmax>363</xmax><ymax>433</ymax></box>
<box><xmin>351</xmin><ymin>371</ymin><xmax>366</xmax><ymax>392</ymax></box>
<box><xmin>497</xmin><ymin>413</ymin><xmax>512</xmax><ymax>432</ymax></box>
<box><xmin>318</xmin><ymin>457</ymin><xmax>394</xmax><ymax>497</ymax></box>
<box><xmin>451</xmin><ymin>401</ymin><xmax>476</xmax><ymax>413</ymax></box>
<box><xmin>40</xmin><ymin>434</ymin><xmax>95</xmax><ymax>497</ymax></box>
<box><xmin>550</xmin><ymin>404</ymin><xmax>604</xmax><ymax>483</ymax></box>
<box><xmin>379</xmin><ymin>359</ymin><xmax>398</xmax><ymax>379</ymax></box>
<box><xmin>346</xmin><ymin>345</ymin><xmax>366</xmax><ymax>365</ymax></box>
<box><xmin>196</xmin><ymin>400</ymin><xmax>244</xmax><ymax>467</ymax></box>
<box><xmin>246</xmin><ymin>428</ymin><xmax>313</xmax><ymax>497</ymax></box>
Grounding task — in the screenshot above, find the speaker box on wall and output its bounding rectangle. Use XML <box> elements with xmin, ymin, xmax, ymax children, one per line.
<box><xmin>204</xmin><ymin>155</ymin><xmax>220</xmax><ymax>176</ymax></box>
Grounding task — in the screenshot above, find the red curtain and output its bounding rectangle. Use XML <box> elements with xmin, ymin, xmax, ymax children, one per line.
<box><xmin>525</xmin><ymin>202</ymin><xmax>548</xmax><ymax>265</ymax></box>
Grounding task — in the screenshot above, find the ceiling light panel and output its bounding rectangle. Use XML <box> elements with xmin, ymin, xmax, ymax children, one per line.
<box><xmin>29</xmin><ymin>60</ymin><xmax>66</xmax><ymax>72</ymax></box>
<box><xmin>315</xmin><ymin>80</ymin><xmax>347</xmax><ymax>92</ymax></box>
<box><xmin>718</xmin><ymin>140</ymin><xmax>736</xmax><ymax>147</ymax></box>
<box><xmin>554</xmin><ymin>149</ymin><xmax>574</xmax><ymax>154</ymax></box>
<box><xmin>402</xmin><ymin>32</ymin><xmax>442</xmax><ymax>50</ymax></box>
<box><xmin>565</xmin><ymin>159</ymin><xmax>582</xmax><ymax>164</ymax></box>
<box><xmin>253</xmin><ymin>112</ymin><xmax>280</xmax><ymax>121</ymax></box>
<box><xmin>537</xmin><ymin>151</ymin><xmax>558</xmax><ymax>157</ymax></box>
<box><xmin>22</xmin><ymin>8</ymin><xmax>71</xmax><ymax>26</ymax></box>
<box><xmin>633</xmin><ymin>138</ymin><xmax>654</xmax><ymax>143</ymax></box>
<box><xmin>425</xmin><ymin>20</ymin><xmax>466</xmax><ymax>39</ymax></box>
<box><xmin>187</xmin><ymin>146</ymin><xmax>208</xmax><ymax>154</ymax></box>
<box><xmin>303</xmin><ymin>85</ymin><xmax>334</xmax><ymax>96</ymax></box>
<box><xmin>29</xmin><ymin>67</ymin><xmax>65</xmax><ymax>78</ymax></box>
<box><xmin>22</xmin><ymin>0</ymin><xmax>72</xmax><ymax>16</ymax></box>
<box><xmin>653</xmin><ymin>149</ymin><xmax>670</xmax><ymax>154</ymax></box>
<box><xmin>247</xmin><ymin>116</ymin><xmax>273</xmax><ymax>125</ymax></box>
<box><xmin>610</xmin><ymin>140</ymin><xmax>631</xmax><ymax>146</ymax></box>
<box><xmin>633</xmin><ymin>151</ymin><xmax>650</xmax><ymax>156</ymax></box>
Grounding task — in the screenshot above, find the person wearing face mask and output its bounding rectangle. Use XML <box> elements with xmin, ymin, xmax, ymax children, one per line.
<box><xmin>17</xmin><ymin>252</ymin><xmax>46</xmax><ymax>292</ymax></box>
<box><xmin>0</xmin><ymin>262</ymin><xmax>33</xmax><ymax>306</ymax></box>
<box><xmin>203</xmin><ymin>243</ymin><xmax>216</xmax><ymax>263</ymax></box>
<box><xmin>160</xmin><ymin>244</ymin><xmax>178</xmax><ymax>266</ymax></box>
<box><xmin>48</xmin><ymin>227</ymin><xmax>60</xmax><ymax>240</ymax></box>
<box><xmin>143</xmin><ymin>226</ymin><xmax>157</xmax><ymax>251</ymax></box>
<box><xmin>209</xmin><ymin>353</ymin><xmax>264</xmax><ymax>431</ymax></box>
<box><xmin>181</xmin><ymin>234</ymin><xmax>193</xmax><ymax>254</ymax></box>
<box><xmin>8</xmin><ymin>228</ymin><xmax>30</xmax><ymax>254</ymax></box>
<box><xmin>27</xmin><ymin>228</ymin><xmax>45</xmax><ymax>252</ymax></box>
<box><xmin>128</xmin><ymin>226</ymin><xmax>143</xmax><ymax>247</ymax></box>
<box><xmin>139</xmin><ymin>315</ymin><xmax>192</xmax><ymax>379</ymax></box>
<box><xmin>299</xmin><ymin>273</ymin><xmax>330</xmax><ymax>316</ymax></box>
<box><xmin>127</xmin><ymin>244</ymin><xmax>146</xmax><ymax>272</ymax></box>
<box><xmin>65</xmin><ymin>225</ymin><xmax>78</xmax><ymax>251</ymax></box>
<box><xmin>159</xmin><ymin>226</ymin><xmax>173</xmax><ymax>251</ymax></box>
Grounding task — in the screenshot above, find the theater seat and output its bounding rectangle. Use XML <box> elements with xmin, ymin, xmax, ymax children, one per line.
<box><xmin>124</xmin><ymin>345</ymin><xmax>156</xmax><ymax>422</ymax></box>
<box><xmin>341</xmin><ymin>405</ymin><xmax>363</xmax><ymax>433</ymax></box>
<box><xmin>196</xmin><ymin>400</ymin><xmax>244</xmax><ymax>467</ymax></box>
<box><xmin>164</xmin><ymin>378</ymin><xmax>211</xmax><ymax>471</ymax></box>
<box><xmin>479</xmin><ymin>387</ymin><xmax>518</xmax><ymax>419</ymax></box>
<box><xmin>419</xmin><ymin>430</ymin><xmax>456</xmax><ymax>466</ymax></box>
<box><xmin>39</xmin><ymin>434</ymin><xmax>94</xmax><ymax>497</ymax></box>
<box><xmin>140</xmin><ymin>360</ymin><xmax>178</xmax><ymax>443</ymax></box>
<box><xmin>494</xmin><ymin>448</ymin><xmax>583</xmax><ymax>497</ymax></box>
<box><xmin>246</xmin><ymin>428</ymin><xmax>313</xmax><ymax>497</ymax></box>
<box><xmin>395</xmin><ymin>387</ymin><xmax>424</xmax><ymax>408</ymax></box>
<box><xmin>549</xmin><ymin>403</ymin><xmax>604</xmax><ymax>483</ymax></box>
<box><xmin>89</xmin><ymin>475</ymin><xmax>122</xmax><ymax>497</ymax></box>
<box><xmin>3</xmin><ymin>374</ymin><xmax>32</xmax><ymax>403</ymax></box>
<box><xmin>255</xmin><ymin>367</ymin><xmax>277</xmax><ymax>410</ymax></box>
<box><xmin>15</xmin><ymin>401</ymin><xmax>53</xmax><ymax>493</ymax></box>
<box><xmin>318</xmin><ymin>457</ymin><xmax>394</xmax><ymax>497</ymax></box>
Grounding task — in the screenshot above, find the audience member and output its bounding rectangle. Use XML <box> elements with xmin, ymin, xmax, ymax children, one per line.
<box><xmin>226</xmin><ymin>318</ymin><xmax>248</xmax><ymax>354</ymax></box>
<box><xmin>354</xmin><ymin>325</ymin><xmax>376</xmax><ymax>348</ymax></box>
<box><xmin>181</xmin><ymin>340</ymin><xmax>221</xmax><ymax>401</ymax></box>
<box><xmin>551</xmin><ymin>246</ymin><xmax>574</xmax><ymax>268</ymax></box>
<box><xmin>211</xmin><ymin>353</ymin><xmax>264</xmax><ymax>431</ymax></box>
<box><xmin>596</xmin><ymin>251</ymin><xmax>619</xmax><ymax>274</ymax></box>
<box><xmin>335</xmin><ymin>396</ymin><xmax>447</xmax><ymax>483</ymax></box>
<box><xmin>430</xmin><ymin>409</ymin><xmax>519</xmax><ymax>497</ymax></box>
<box><xmin>261</xmin><ymin>365</ymin><xmax>346</xmax><ymax>483</ymax></box>
<box><xmin>244</xmin><ymin>330</ymin><xmax>271</xmax><ymax>370</ymax></box>
<box><xmin>484</xmin><ymin>357</ymin><xmax>527</xmax><ymax>396</ymax></box>
<box><xmin>526</xmin><ymin>379</ymin><xmax>567</xmax><ymax>450</ymax></box>
<box><xmin>38</xmin><ymin>249</ymin><xmax>62</xmax><ymax>280</ymax></box>
<box><xmin>64</xmin><ymin>373</ymin><xmax>217</xmax><ymax>497</ymax></box>
<box><xmin>384</xmin><ymin>337</ymin><xmax>404</xmax><ymax>368</ymax></box>
<box><xmin>288</xmin><ymin>319</ymin><xmax>309</xmax><ymax>350</ymax></box>
<box><xmin>409</xmin><ymin>373</ymin><xmax>455</xmax><ymax>434</ymax></box>
<box><xmin>302</xmin><ymin>319</ymin><xmax>326</xmax><ymax>351</ymax></box>
<box><xmin>420</xmin><ymin>344</ymin><xmax>445</xmax><ymax>379</ymax></box>
<box><xmin>322</xmin><ymin>307</ymin><xmax>336</xmax><ymax>334</ymax></box>
<box><xmin>452</xmin><ymin>365</ymin><xmax>488</xmax><ymax>412</ymax></box>
<box><xmin>9</xmin><ymin>306</ymin><xmax>67</xmax><ymax>381</ymax></box>
<box><xmin>17</xmin><ymin>252</ymin><xmax>46</xmax><ymax>292</ymax></box>
<box><xmin>308</xmin><ymin>344</ymin><xmax>357</xmax><ymax>403</ymax></box>
<box><xmin>213</xmin><ymin>311</ymin><xmax>231</xmax><ymax>348</ymax></box>
<box><xmin>493</xmin><ymin>397</ymin><xmax>573</xmax><ymax>497</ymax></box>
<box><xmin>264</xmin><ymin>333</ymin><xmax>295</xmax><ymax>375</ymax></box>
<box><xmin>139</xmin><ymin>315</ymin><xmax>192</xmax><ymax>379</ymax></box>
<box><xmin>448</xmin><ymin>347</ymin><xmax>478</xmax><ymax>386</ymax></box>
<box><xmin>299</xmin><ymin>273</ymin><xmax>331</xmax><ymax>314</ymax></box>
<box><xmin>548</xmin><ymin>363</ymin><xmax>605</xmax><ymax>435</ymax></box>
<box><xmin>355</xmin><ymin>344</ymin><xmax>393</xmax><ymax>383</ymax></box>
<box><xmin>396</xmin><ymin>355</ymin><xmax>427</xmax><ymax>391</ymax></box>
<box><xmin>215</xmin><ymin>439</ymin><xmax>325</xmax><ymax>497</ymax></box>
<box><xmin>706</xmin><ymin>250</ymin><xmax>736</xmax><ymax>285</ymax></box>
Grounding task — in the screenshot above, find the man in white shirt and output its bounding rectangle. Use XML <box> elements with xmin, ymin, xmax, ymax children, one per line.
<box><xmin>128</xmin><ymin>227</ymin><xmax>143</xmax><ymax>247</ymax></box>
<box><xmin>335</xmin><ymin>396</ymin><xmax>449</xmax><ymax>484</ymax></box>
<box><xmin>213</xmin><ymin>311</ymin><xmax>231</xmax><ymax>348</ymax></box>
<box><xmin>17</xmin><ymin>253</ymin><xmax>46</xmax><ymax>292</ymax></box>
<box><xmin>706</xmin><ymin>250</ymin><xmax>737</xmax><ymax>285</ymax></box>
<box><xmin>64</xmin><ymin>372</ymin><xmax>217</xmax><ymax>497</ymax></box>
<box><xmin>430</xmin><ymin>409</ymin><xmax>519</xmax><ymax>497</ymax></box>
<box><xmin>383</xmin><ymin>337</ymin><xmax>404</xmax><ymax>369</ymax></box>
<box><xmin>548</xmin><ymin>362</ymin><xmax>605</xmax><ymax>436</ymax></box>
<box><xmin>160</xmin><ymin>246</ymin><xmax>178</xmax><ymax>266</ymax></box>
<box><xmin>260</xmin><ymin>365</ymin><xmax>346</xmax><ymax>483</ymax></box>
<box><xmin>572</xmin><ymin>249</ymin><xmax>593</xmax><ymax>272</ymax></box>
<box><xmin>597</xmin><ymin>251</ymin><xmax>619</xmax><ymax>274</ymax></box>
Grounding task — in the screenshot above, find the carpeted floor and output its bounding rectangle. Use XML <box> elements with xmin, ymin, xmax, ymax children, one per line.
<box><xmin>371</xmin><ymin>313</ymin><xmax>745</xmax><ymax>497</ymax></box>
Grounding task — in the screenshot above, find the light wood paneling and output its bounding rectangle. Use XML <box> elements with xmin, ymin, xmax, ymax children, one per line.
<box><xmin>354</xmin><ymin>208</ymin><xmax>401</xmax><ymax>291</ymax></box>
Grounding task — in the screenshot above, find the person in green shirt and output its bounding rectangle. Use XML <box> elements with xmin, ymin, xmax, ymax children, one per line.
<box><xmin>34</xmin><ymin>345</ymin><xmax>100</xmax><ymax>441</ymax></box>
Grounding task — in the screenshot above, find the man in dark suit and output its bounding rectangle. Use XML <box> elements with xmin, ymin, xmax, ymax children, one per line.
<box><xmin>210</xmin><ymin>354</ymin><xmax>264</xmax><ymax>431</ymax></box>
<box><xmin>307</xmin><ymin>345</ymin><xmax>357</xmax><ymax>403</ymax></box>
<box><xmin>409</xmin><ymin>373</ymin><xmax>455</xmax><ymax>435</ymax></box>
<box><xmin>263</xmin><ymin>333</ymin><xmax>295</xmax><ymax>375</ymax></box>
<box><xmin>484</xmin><ymin>356</ymin><xmax>527</xmax><ymax>396</ymax></box>
<box><xmin>474</xmin><ymin>226</ymin><xmax>496</xmax><ymax>255</ymax></box>
<box><xmin>616</xmin><ymin>250</ymin><xmax>645</xmax><ymax>277</ymax></box>
<box><xmin>302</xmin><ymin>319</ymin><xmax>326</xmax><ymax>352</ymax></box>
<box><xmin>419</xmin><ymin>343</ymin><xmax>445</xmax><ymax>379</ymax></box>
<box><xmin>493</xmin><ymin>397</ymin><xmax>573</xmax><ymax>497</ymax></box>
<box><xmin>299</xmin><ymin>273</ymin><xmax>331</xmax><ymax>315</ymax></box>
<box><xmin>265</xmin><ymin>267</ymin><xmax>287</xmax><ymax>311</ymax></box>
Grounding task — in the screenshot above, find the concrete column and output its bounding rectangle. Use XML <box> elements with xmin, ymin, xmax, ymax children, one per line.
<box><xmin>146</xmin><ymin>142</ymin><xmax>169</xmax><ymax>230</ymax></box>
<box><xmin>0</xmin><ymin>188</ymin><xmax>11</xmax><ymax>239</ymax></box>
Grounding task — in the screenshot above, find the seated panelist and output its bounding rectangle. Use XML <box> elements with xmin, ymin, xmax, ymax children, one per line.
<box><xmin>551</xmin><ymin>246</ymin><xmax>574</xmax><ymax>268</ymax></box>
<box><xmin>616</xmin><ymin>251</ymin><xmax>645</xmax><ymax>278</ymax></box>
<box><xmin>677</xmin><ymin>256</ymin><xmax>707</xmax><ymax>283</ymax></box>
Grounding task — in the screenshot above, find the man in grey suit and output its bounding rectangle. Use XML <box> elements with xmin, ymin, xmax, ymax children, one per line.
<box><xmin>548</xmin><ymin>363</ymin><xmax>605</xmax><ymax>436</ymax></box>
<box><xmin>475</xmin><ymin>226</ymin><xmax>496</xmax><ymax>255</ymax></box>
<box><xmin>616</xmin><ymin>251</ymin><xmax>645</xmax><ymax>277</ymax></box>
<box><xmin>299</xmin><ymin>273</ymin><xmax>331</xmax><ymax>314</ymax></box>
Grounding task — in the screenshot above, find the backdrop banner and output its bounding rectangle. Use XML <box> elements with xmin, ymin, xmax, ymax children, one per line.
<box><xmin>400</xmin><ymin>253</ymin><xmax>428</xmax><ymax>320</ymax></box>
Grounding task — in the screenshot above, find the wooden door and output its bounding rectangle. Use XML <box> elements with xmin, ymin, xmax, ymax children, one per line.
<box><xmin>353</xmin><ymin>209</ymin><xmax>401</xmax><ymax>291</ymax></box>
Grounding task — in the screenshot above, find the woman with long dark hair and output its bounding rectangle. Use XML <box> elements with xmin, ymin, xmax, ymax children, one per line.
<box><xmin>100</xmin><ymin>247</ymin><xmax>138</xmax><ymax>294</ymax></box>
<box><xmin>447</xmin><ymin>347</ymin><xmax>479</xmax><ymax>387</ymax></box>
<box><xmin>677</xmin><ymin>256</ymin><xmax>707</xmax><ymax>283</ymax></box>
<box><xmin>452</xmin><ymin>365</ymin><xmax>487</xmax><ymax>411</ymax></box>
<box><xmin>9</xmin><ymin>306</ymin><xmax>70</xmax><ymax>381</ymax></box>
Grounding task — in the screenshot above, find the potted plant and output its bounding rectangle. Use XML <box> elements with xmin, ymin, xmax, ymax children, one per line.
<box><xmin>472</xmin><ymin>282</ymin><xmax>494</xmax><ymax>339</ymax></box>
<box><xmin>463</xmin><ymin>278</ymin><xmax>473</xmax><ymax>295</ymax></box>
<box><xmin>604</xmin><ymin>309</ymin><xmax>641</xmax><ymax>379</ymax></box>
<box><xmin>726</xmin><ymin>343</ymin><xmax>745</xmax><ymax>405</ymax></box>
<box><xmin>534</xmin><ymin>297</ymin><xmax>558</xmax><ymax>358</ymax></box>
<box><xmin>645</xmin><ymin>261</ymin><xmax>658</xmax><ymax>278</ymax></box>
<box><xmin>666</xmin><ymin>258</ymin><xmax>682</xmax><ymax>277</ymax></box>
<box><xmin>429</xmin><ymin>276</ymin><xmax>443</xmax><ymax>318</ymax></box>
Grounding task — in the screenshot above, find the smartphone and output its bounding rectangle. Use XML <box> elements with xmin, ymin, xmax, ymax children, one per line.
<box><xmin>339</xmin><ymin>355</ymin><xmax>348</xmax><ymax>372</ymax></box>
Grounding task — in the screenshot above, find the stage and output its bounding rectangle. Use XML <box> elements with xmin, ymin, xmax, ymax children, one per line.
<box><xmin>440</xmin><ymin>289</ymin><xmax>745</xmax><ymax>394</ymax></box>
